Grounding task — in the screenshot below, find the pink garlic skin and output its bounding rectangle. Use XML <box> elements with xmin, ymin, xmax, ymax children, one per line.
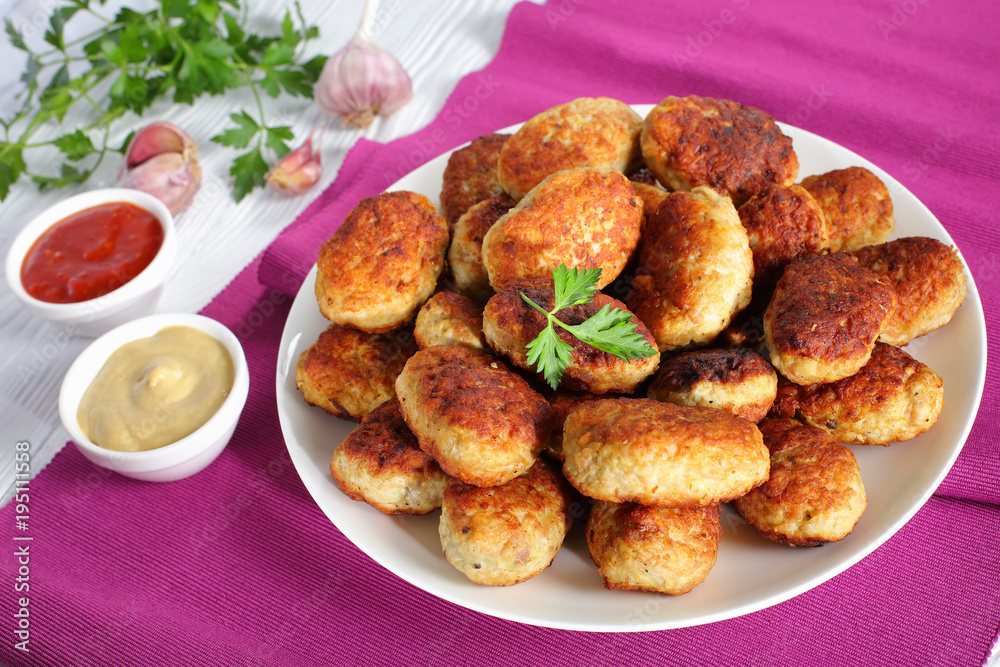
<box><xmin>117</xmin><ymin>122</ymin><xmax>201</xmax><ymax>215</ymax></box>
<box><xmin>314</xmin><ymin>39</ymin><xmax>412</xmax><ymax>129</ymax></box>
<box><xmin>266</xmin><ymin>134</ymin><xmax>322</xmax><ymax>196</ymax></box>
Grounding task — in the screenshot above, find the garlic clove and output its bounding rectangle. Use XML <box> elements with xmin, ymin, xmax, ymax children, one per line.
<box><xmin>266</xmin><ymin>133</ymin><xmax>322</xmax><ymax>196</ymax></box>
<box><xmin>117</xmin><ymin>122</ymin><xmax>201</xmax><ymax>215</ymax></box>
<box><xmin>314</xmin><ymin>0</ymin><xmax>412</xmax><ymax>129</ymax></box>
<box><xmin>122</xmin><ymin>122</ymin><xmax>192</xmax><ymax>169</ymax></box>
<box><xmin>118</xmin><ymin>152</ymin><xmax>201</xmax><ymax>215</ymax></box>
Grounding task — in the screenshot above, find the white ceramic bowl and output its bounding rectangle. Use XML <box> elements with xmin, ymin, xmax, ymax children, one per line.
<box><xmin>4</xmin><ymin>188</ymin><xmax>177</xmax><ymax>337</ymax></box>
<box><xmin>58</xmin><ymin>313</ymin><xmax>250</xmax><ymax>482</ymax></box>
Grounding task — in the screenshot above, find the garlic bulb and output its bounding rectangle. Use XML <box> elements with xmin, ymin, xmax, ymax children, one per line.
<box><xmin>314</xmin><ymin>0</ymin><xmax>412</xmax><ymax>129</ymax></box>
<box><xmin>267</xmin><ymin>131</ymin><xmax>322</xmax><ymax>196</ymax></box>
<box><xmin>117</xmin><ymin>122</ymin><xmax>201</xmax><ymax>215</ymax></box>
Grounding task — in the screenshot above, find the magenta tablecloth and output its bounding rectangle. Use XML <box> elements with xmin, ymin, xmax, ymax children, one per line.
<box><xmin>4</xmin><ymin>1</ymin><xmax>999</xmax><ymax>665</ymax></box>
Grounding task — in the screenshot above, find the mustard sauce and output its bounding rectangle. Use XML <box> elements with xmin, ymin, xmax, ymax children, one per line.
<box><xmin>77</xmin><ymin>326</ymin><xmax>235</xmax><ymax>452</ymax></box>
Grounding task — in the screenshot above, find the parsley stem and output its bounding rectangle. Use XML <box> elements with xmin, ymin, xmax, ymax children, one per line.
<box><xmin>84</xmin><ymin>7</ymin><xmax>114</xmax><ymax>25</ymax></box>
<box><xmin>521</xmin><ymin>293</ymin><xmax>554</xmax><ymax>319</ymax></box>
<box><xmin>2</xmin><ymin>0</ymin><xmax>326</xmax><ymax>201</ymax></box>
<box><xmin>34</xmin><ymin>23</ymin><xmax>123</xmax><ymax>59</ymax></box>
<box><xmin>235</xmin><ymin>62</ymin><xmax>269</xmax><ymax>152</ymax></box>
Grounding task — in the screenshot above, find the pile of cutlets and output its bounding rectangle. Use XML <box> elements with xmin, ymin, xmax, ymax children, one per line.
<box><xmin>296</xmin><ymin>96</ymin><xmax>967</xmax><ymax>594</ymax></box>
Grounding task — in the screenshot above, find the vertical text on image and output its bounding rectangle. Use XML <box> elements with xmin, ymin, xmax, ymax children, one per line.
<box><xmin>673</xmin><ymin>0</ymin><xmax>753</xmax><ymax>73</ymax></box>
<box><xmin>13</xmin><ymin>440</ymin><xmax>32</xmax><ymax>653</ymax></box>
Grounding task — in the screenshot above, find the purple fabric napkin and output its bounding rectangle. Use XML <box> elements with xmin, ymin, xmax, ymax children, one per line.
<box><xmin>4</xmin><ymin>1</ymin><xmax>999</xmax><ymax>665</ymax></box>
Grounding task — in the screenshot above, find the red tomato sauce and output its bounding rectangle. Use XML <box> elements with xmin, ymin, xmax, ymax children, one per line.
<box><xmin>20</xmin><ymin>202</ymin><xmax>164</xmax><ymax>304</ymax></box>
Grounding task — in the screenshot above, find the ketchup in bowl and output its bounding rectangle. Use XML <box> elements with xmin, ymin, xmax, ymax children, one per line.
<box><xmin>20</xmin><ymin>202</ymin><xmax>164</xmax><ymax>304</ymax></box>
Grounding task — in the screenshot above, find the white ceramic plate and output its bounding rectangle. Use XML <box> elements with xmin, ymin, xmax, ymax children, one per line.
<box><xmin>275</xmin><ymin>106</ymin><xmax>987</xmax><ymax>632</ymax></box>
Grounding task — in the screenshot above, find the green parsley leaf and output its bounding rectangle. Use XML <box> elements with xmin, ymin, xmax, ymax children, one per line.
<box><xmin>565</xmin><ymin>304</ymin><xmax>656</xmax><ymax>359</ymax></box>
<box><xmin>194</xmin><ymin>0</ymin><xmax>223</xmax><ymax>25</ymax></box>
<box><xmin>110</xmin><ymin>72</ymin><xmax>156</xmax><ymax>114</ymax></box>
<box><xmin>4</xmin><ymin>19</ymin><xmax>27</xmax><ymax>51</ymax></box>
<box><xmin>3</xmin><ymin>0</ymin><xmax>325</xmax><ymax>201</ymax></box>
<box><xmin>53</xmin><ymin>130</ymin><xmax>95</xmax><ymax>162</ymax></box>
<box><xmin>524</xmin><ymin>326</ymin><xmax>574</xmax><ymax>391</ymax></box>
<box><xmin>57</xmin><ymin>5</ymin><xmax>84</xmax><ymax>25</ymax></box>
<box><xmin>264</xmin><ymin>125</ymin><xmax>294</xmax><ymax>158</ymax></box>
<box><xmin>39</xmin><ymin>65</ymin><xmax>73</xmax><ymax>121</ymax></box>
<box><xmin>280</xmin><ymin>11</ymin><xmax>298</xmax><ymax>47</ymax></box>
<box><xmin>262</xmin><ymin>43</ymin><xmax>295</xmax><ymax>68</ymax></box>
<box><xmin>212</xmin><ymin>111</ymin><xmax>260</xmax><ymax>149</ymax></box>
<box><xmin>0</xmin><ymin>144</ymin><xmax>27</xmax><ymax>200</ymax></box>
<box><xmin>223</xmin><ymin>13</ymin><xmax>245</xmax><ymax>45</ymax></box>
<box><xmin>520</xmin><ymin>264</ymin><xmax>658</xmax><ymax>390</ymax></box>
<box><xmin>20</xmin><ymin>55</ymin><xmax>42</xmax><ymax>89</ymax></box>
<box><xmin>31</xmin><ymin>163</ymin><xmax>89</xmax><ymax>190</ymax></box>
<box><xmin>44</xmin><ymin>10</ymin><xmax>66</xmax><ymax>51</ymax></box>
<box><xmin>161</xmin><ymin>0</ymin><xmax>189</xmax><ymax>19</ymax></box>
<box><xmin>301</xmin><ymin>54</ymin><xmax>328</xmax><ymax>80</ymax></box>
<box><xmin>230</xmin><ymin>147</ymin><xmax>269</xmax><ymax>202</ymax></box>
<box><xmin>117</xmin><ymin>131</ymin><xmax>136</xmax><ymax>155</ymax></box>
<box><xmin>552</xmin><ymin>264</ymin><xmax>602</xmax><ymax>310</ymax></box>
<box><xmin>260</xmin><ymin>68</ymin><xmax>312</xmax><ymax>98</ymax></box>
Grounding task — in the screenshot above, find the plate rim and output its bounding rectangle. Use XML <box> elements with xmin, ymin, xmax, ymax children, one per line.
<box><xmin>273</xmin><ymin>107</ymin><xmax>988</xmax><ymax>632</ymax></box>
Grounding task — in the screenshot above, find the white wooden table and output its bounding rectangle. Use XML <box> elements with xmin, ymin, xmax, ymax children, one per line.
<box><xmin>0</xmin><ymin>0</ymin><xmax>536</xmax><ymax>500</ymax></box>
<box><xmin>2</xmin><ymin>3</ymin><xmax>997</xmax><ymax>662</ymax></box>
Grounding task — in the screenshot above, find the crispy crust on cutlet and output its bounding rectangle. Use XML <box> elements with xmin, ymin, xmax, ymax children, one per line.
<box><xmin>295</xmin><ymin>324</ymin><xmax>416</xmax><ymax>421</ymax></box>
<box><xmin>439</xmin><ymin>459</ymin><xmax>572</xmax><ymax>586</ymax></box>
<box><xmin>647</xmin><ymin>347</ymin><xmax>777</xmax><ymax>422</ymax></box>
<box><xmin>395</xmin><ymin>346</ymin><xmax>552</xmax><ymax>487</ymax></box>
<box><xmin>542</xmin><ymin>390</ymin><xmax>620</xmax><ymax>461</ymax></box>
<box><xmin>447</xmin><ymin>194</ymin><xmax>515</xmax><ymax>304</ymax></box>
<box><xmin>733</xmin><ymin>417</ymin><xmax>866</xmax><ymax>546</ymax></box>
<box><xmin>498</xmin><ymin>97</ymin><xmax>642</xmax><ymax>200</ymax></box>
<box><xmin>853</xmin><ymin>237</ymin><xmax>967</xmax><ymax>345</ymax></box>
<box><xmin>799</xmin><ymin>166</ymin><xmax>893</xmax><ymax>253</ymax></box>
<box><xmin>587</xmin><ymin>501</ymin><xmax>721</xmax><ymax>594</ymax></box>
<box><xmin>439</xmin><ymin>133</ymin><xmax>509</xmax><ymax>226</ymax></box>
<box><xmin>482</xmin><ymin>167</ymin><xmax>643</xmax><ymax>291</ymax></box>
<box><xmin>483</xmin><ymin>278</ymin><xmax>659</xmax><ymax>394</ymax></box>
<box><xmin>414</xmin><ymin>291</ymin><xmax>488</xmax><ymax>352</ymax></box>
<box><xmin>767</xmin><ymin>343</ymin><xmax>943</xmax><ymax>445</ymax></box>
<box><xmin>315</xmin><ymin>191</ymin><xmax>448</xmax><ymax>332</ymax></box>
<box><xmin>738</xmin><ymin>183</ymin><xmax>828</xmax><ymax>292</ymax></box>
<box><xmin>641</xmin><ymin>96</ymin><xmax>798</xmax><ymax>206</ymax></box>
<box><xmin>331</xmin><ymin>399</ymin><xmax>448</xmax><ymax>514</ymax></box>
<box><xmin>627</xmin><ymin>186</ymin><xmax>754</xmax><ymax>351</ymax></box>
<box><xmin>631</xmin><ymin>181</ymin><xmax>671</xmax><ymax>222</ymax></box>
<box><xmin>561</xmin><ymin>397</ymin><xmax>769</xmax><ymax>507</ymax></box>
<box><xmin>764</xmin><ymin>252</ymin><xmax>896</xmax><ymax>385</ymax></box>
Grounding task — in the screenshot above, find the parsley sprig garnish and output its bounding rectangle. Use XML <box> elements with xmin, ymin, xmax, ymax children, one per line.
<box><xmin>520</xmin><ymin>264</ymin><xmax>658</xmax><ymax>390</ymax></box>
<box><xmin>2</xmin><ymin>0</ymin><xmax>326</xmax><ymax>202</ymax></box>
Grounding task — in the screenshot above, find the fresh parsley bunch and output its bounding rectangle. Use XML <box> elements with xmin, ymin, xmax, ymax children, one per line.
<box><xmin>520</xmin><ymin>264</ymin><xmax>659</xmax><ymax>390</ymax></box>
<box><xmin>2</xmin><ymin>0</ymin><xmax>327</xmax><ymax>201</ymax></box>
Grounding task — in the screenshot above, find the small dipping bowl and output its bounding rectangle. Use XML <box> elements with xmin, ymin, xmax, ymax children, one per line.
<box><xmin>4</xmin><ymin>188</ymin><xmax>177</xmax><ymax>337</ymax></box>
<box><xmin>59</xmin><ymin>313</ymin><xmax>250</xmax><ymax>482</ymax></box>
